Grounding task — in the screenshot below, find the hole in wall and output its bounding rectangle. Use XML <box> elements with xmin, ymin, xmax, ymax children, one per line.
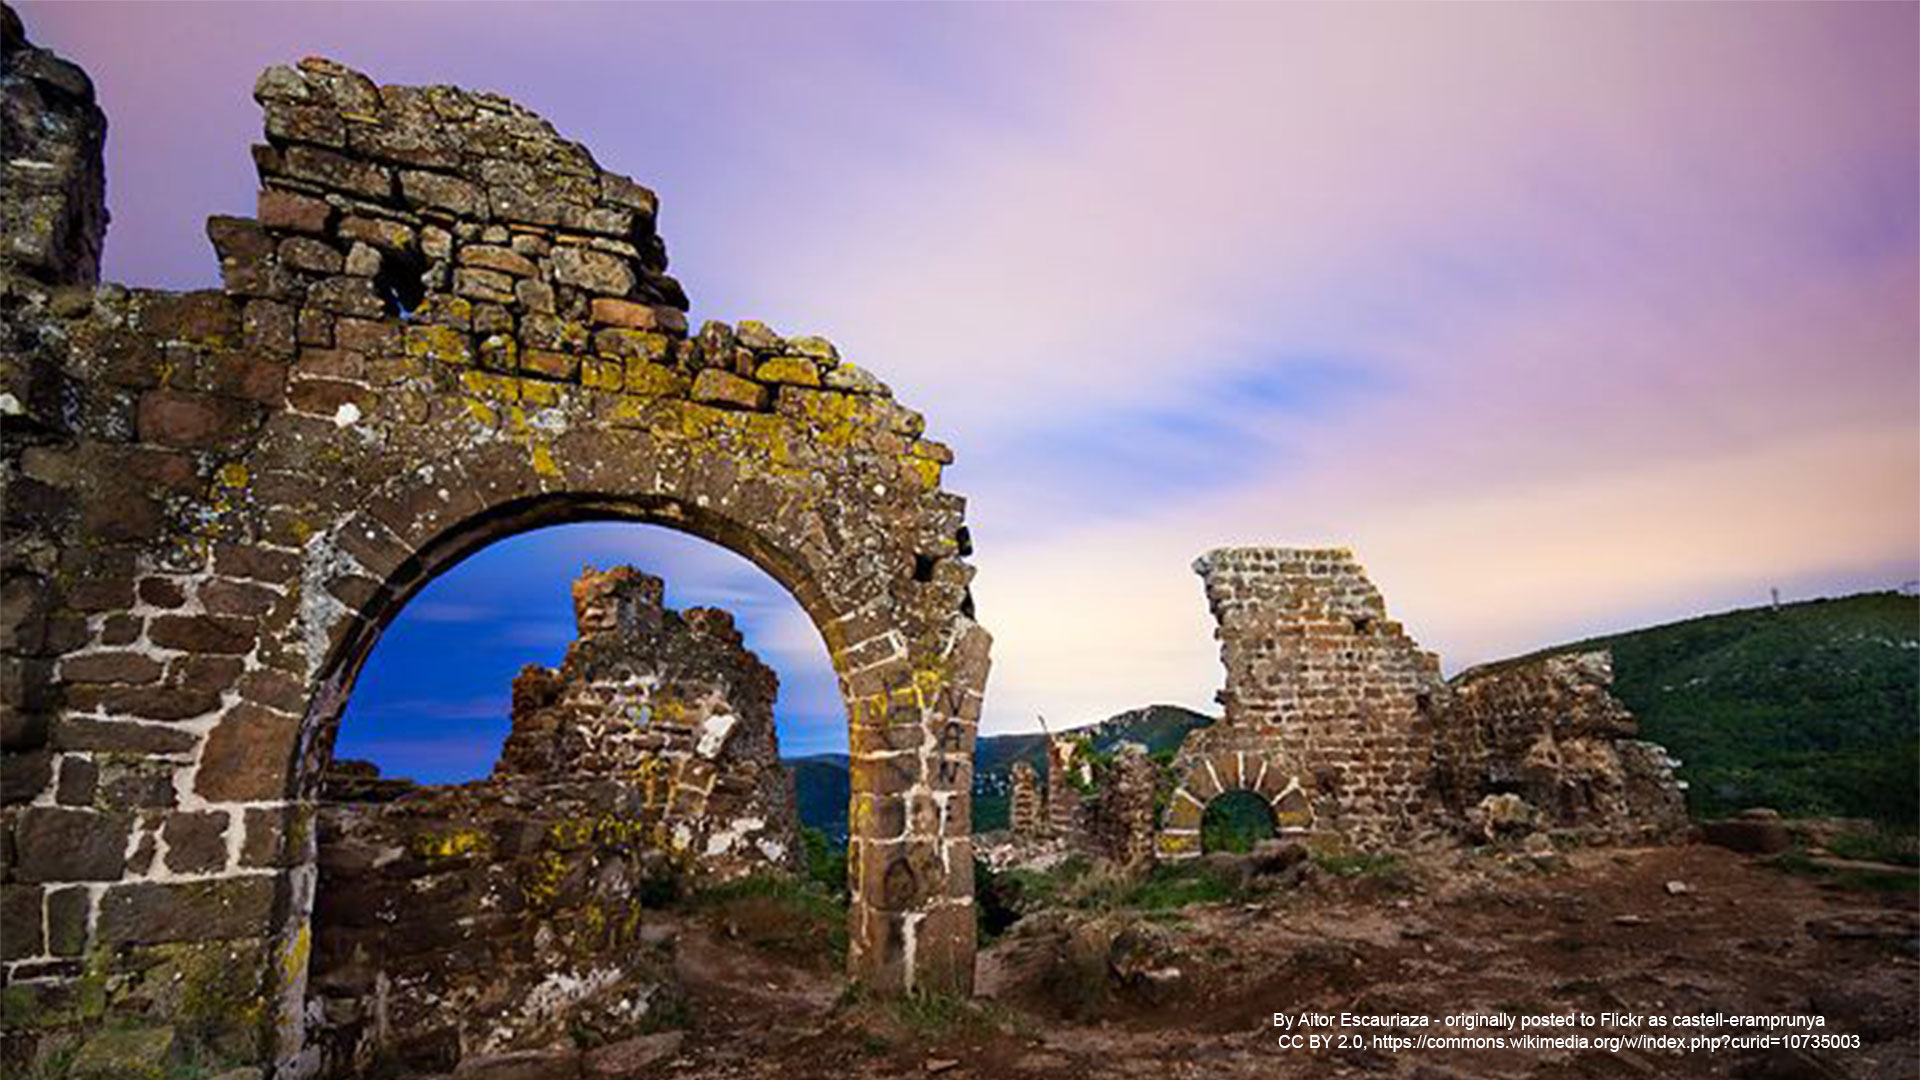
<box><xmin>373</xmin><ymin>246</ymin><xmax>429</xmax><ymax>320</ymax></box>
<box><xmin>912</xmin><ymin>553</ymin><xmax>937</xmax><ymax>583</ymax></box>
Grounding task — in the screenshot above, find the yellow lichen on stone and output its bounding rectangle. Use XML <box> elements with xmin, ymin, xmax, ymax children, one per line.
<box><xmin>460</xmin><ymin>370</ymin><xmax>521</xmax><ymax>402</ymax></box>
<box><xmin>624</xmin><ymin>361</ymin><xmax>688</xmax><ymax>398</ymax></box>
<box><xmin>280</xmin><ymin>923</ymin><xmax>311</xmax><ymax>985</ymax></box>
<box><xmin>531</xmin><ymin>441</ymin><xmax>561</xmax><ymax>478</ymax></box>
<box><xmin>754</xmin><ymin>356</ymin><xmax>821</xmax><ymax>387</ymax></box>
<box><xmin>899</xmin><ymin>454</ymin><xmax>941</xmax><ymax>490</ymax></box>
<box><xmin>519</xmin><ymin>379</ymin><xmax>561</xmax><ymax>408</ymax></box>
<box><xmin>581</xmin><ymin>358</ymin><xmax>624</xmax><ymax>392</ymax></box>
<box><xmin>410</xmin><ymin>828</ymin><xmax>487</xmax><ymax>859</ymax></box>
<box><xmin>215</xmin><ymin>462</ymin><xmax>249</xmax><ymax>489</ymax></box>
<box><xmin>405</xmin><ymin>323</ymin><xmax>471</xmax><ymax>367</ymax></box>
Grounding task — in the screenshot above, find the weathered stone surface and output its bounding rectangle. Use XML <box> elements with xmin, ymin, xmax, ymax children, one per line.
<box><xmin>195</xmin><ymin>705</ymin><xmax>299</xmax><ymax>802</ymax></box>
<box><xmin>309</xmin><ymin>773</ymin><xmax>676</xmax><ymax>1076</ymax></box>
<box><xmin>495</xmin><ymin>565</ymin><xmax>802</xmax><ymax>881</ymax></box>
<box><xmin>0</xmin><ymin>884</ymin><xmax>43</xmax><ymax>959</ymax></box>
<box><xmin>1437</xmin><ymin>651</ymin><xmax>1688</xmax><ymax>842</ymax></box>
<box><xmin>553</xmin><ymin>245</ymin><xmax>634</xmax><ymax>295</ymax></box>
<box><xmin>691</xmin><ymin>368</ymin><xmax>769</xmax><ymax>411</ymax></box>
<box><xmin>13</xmin><ymin>806</ymin><xmax>131</xmax><ymax>881</ymax></box>
<box><xmin>136</xmin><ymin>390</ymin><xmax>257</xmax><ymax>449</ymax></box>
<box><xmin>0</xmin><ymin>5</ymin><xmax>107</xmax><ymax>289</ymax></box>
<box><xmin>97</xmin><ymin>877</ymin><xmax>280</xmax><ymax>944</ymax></box>
<box><xmin>162</xmin><ymin>811</ymin><xmax>230</xmax><ymax>874</ymax></box>
<box><xmin>69</xmin><ymin>1025</ymin><xmax>178</xmax><ymax>1080</ymax></box>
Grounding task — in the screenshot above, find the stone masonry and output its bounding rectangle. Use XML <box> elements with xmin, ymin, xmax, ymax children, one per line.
<box><xmin>0</xmin><ymin>12</ymin><xmax>989</xmax><ymax>1074</ymax></box>
<box><xmin>308</xmin><ymin>774</ymin><xmax>677</xmax><ymax>1078</ymax></box>
<box><xmin>1435</xmin><ymin>651</ymin><xmax>1687</xmax><ymax>843</ymax></box>
<box><xmin>498</xmin><ymin>564</ymin><xmax>801</xmax><ymax>881</ymax></box>
<box><xmin>1091</xmin><ymin>743</ymin><xmax>1158</xmax><ymax>869</ymax></box>
<box><xmin>1159</xmin><ymin>548</ymin><xmax>1685</xmax><ymax>859</ymax></box>
<box><xmin>1006</xmin><ymin>760</ymin><xmax>1043</xmax><ymax>838</ymax></box>
<box><xmin>1166</xmin><ymin>548</ymin><xmax>1444</xmax><ymax>855</ymax></box>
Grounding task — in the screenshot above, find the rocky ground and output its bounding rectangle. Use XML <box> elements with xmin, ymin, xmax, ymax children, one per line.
<box><xmin>526</xmin><ymin>839</ymin><xmax>1919</xmax><ymax>1080</ymax></box>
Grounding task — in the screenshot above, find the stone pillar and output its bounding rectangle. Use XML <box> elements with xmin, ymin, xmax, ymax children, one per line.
<box><xmin>1044</xmin><ymin>735</ymin><xmax>1084</xmax><ymax>837</ymax></box>
<box><xmin>1098</xmin><ymin>743</ymin><xmax>1158</xmax><ymax>867</ymax></box>
<box><xmin>1007</xmin><ymin>759</ymin><xmax>1043</xmax><ymax>837</ymax></box>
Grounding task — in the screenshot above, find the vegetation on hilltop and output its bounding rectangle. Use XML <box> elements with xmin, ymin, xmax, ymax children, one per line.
<box><xmin>1520</xmin><ymin>590</ymin><xmax>1918</xmax><ymax>826</ymax></box>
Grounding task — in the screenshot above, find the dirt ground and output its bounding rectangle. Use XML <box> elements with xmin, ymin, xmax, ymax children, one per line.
<box><xmin>652</xmin><ymin>843</ymin><xmax>1918</xmax><ymax>1080</ymax></box>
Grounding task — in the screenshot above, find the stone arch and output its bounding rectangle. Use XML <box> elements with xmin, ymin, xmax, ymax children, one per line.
<box><xmin>0</xmin><ymin>43</ymin><xmax>988</xmax><ymax>1075</ymax></box>
<box><xmin>1155</xmin><ymin>750</ymin><xmax>1313</xmax><ymax>860</ymax></box>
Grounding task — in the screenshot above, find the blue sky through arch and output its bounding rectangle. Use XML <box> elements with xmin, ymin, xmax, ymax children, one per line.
<box><xmin>333</xmin><ymin>522</ymin><xmax>846</xmax><ymax>785</ymax></box>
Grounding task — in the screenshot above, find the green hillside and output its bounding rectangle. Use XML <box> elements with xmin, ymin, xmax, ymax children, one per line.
<box><xmin>787</xmin><ymin>754</ymin><xmax>850</xmax><ymax>841</ymax></box>
<box><xmin>1517</xmin><ymin>591</ymin><xmax>1918</xmax><ymax>826</ymax></box>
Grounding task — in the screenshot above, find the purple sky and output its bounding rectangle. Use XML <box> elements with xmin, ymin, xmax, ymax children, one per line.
<box><xmin>20</xmin><ymin>3</ymin><xmax>1918</xmax><ymax>774</ymax></box>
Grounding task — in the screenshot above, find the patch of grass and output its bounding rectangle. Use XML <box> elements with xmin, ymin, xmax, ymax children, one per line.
<box><xmin>999</xmin><ymin>855</ymin><xmax>1093</xmax><ymax>910</ymax></box>
<box><xmin>835</xmin><ymin>987</ymin><xmax>1013</xmax><ymax>1048</ymax></box>
<box><xmin>1068</xmin><ymin>860</ymin><xmax>1246</xmax><ymax>912</ymax></box>
<box><xmin>1825</xmin><ymin>825</ymin><xmax>1920</xmax><ymax>868</ymax></box>
<box><xmin>687</xmin><ymin>873</ymin><xmax>849</xmax><ymax>962</ymax></box>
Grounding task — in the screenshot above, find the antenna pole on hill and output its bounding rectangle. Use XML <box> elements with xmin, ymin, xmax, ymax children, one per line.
<box><xmin>1036</xmin><ymin>713</ymin><xmax>1051</xmax><ymax>739</ymax></box>
<box><xmin>1770</xmin><ymin>587</ymin><xmax>1781</xmax><ymax>612</ymax></box>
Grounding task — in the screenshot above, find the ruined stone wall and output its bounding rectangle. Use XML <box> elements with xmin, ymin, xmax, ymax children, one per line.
<box><xmin>0</xmin><ymin>18</ymin><xmax>988</xmax><ymax>1073</ymax></box>
<box><xmin>1184</xmin><ymin>548</ymin><xmax>1443</xmax><ymax>849</ymax></box>
<box><xmin>308</xmin><ymin>775</ymin><xmax>674</xmax><ymax>1078</ymax></box>
<box><xmin>1162</xmin><ymin>548</ymin><xmax>1687</xmax><ymax>857</ymax></box>
<box><xmin>1435</xmin><ymin>652</ymin><xmax>1688</xmax><ymax>842</ymax></box>
<box><xmin>499</xmin><ymin>565</ymin><xmax>801</xmax><ymax>880</ymax></box>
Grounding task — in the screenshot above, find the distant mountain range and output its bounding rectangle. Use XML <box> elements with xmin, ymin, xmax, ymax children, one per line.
<box><xmin>784</xmin><ymin>589</ymin><xmax>1920</xmax><ymax>838</ymax></box>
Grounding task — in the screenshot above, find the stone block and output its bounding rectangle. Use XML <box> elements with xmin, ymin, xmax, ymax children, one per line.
<box><xmin>690</xmin><ymin>368</ymin><xmax>769</xmax><ymax>411</ymax></box>
<box><xmin>552</xmin><ymin>246</ymin><xmax>634</xmax><ymax>296</ymax></box>
<box><xmin>195</xmin><ymin>704</ymin><xmax>299</xmax><ymax>803</ymax></box>
<box><xmin>1</xmin><ymin>883</ymin><xmax>44</xmax><ymax>959</ymax></box>
<box><xmin>46</xmin><ymin>885</ymin><xmax>89</xmax><ymax>956</ymax></box>
<box><xmin>754</xmin><ymin>356</ymin><xmax>821</xmax><ymax>387</ymax></box>
<box><xmin>257</xmin><ymin>188</ymin><xmax>332</xmax><ymax>233</ymax></box>
<box><xmin>163</xmin><ymin>812</ymin><xmax>230</xmax><ymax>874</ymax></box>
<box><xmin>97</xmin><ymin>876</ymin><xmax>280</xmax><ymax>944</ymax></box>
<box><xmin>13</xmin><ymin>806</ymin><xmax>131</xmax><ymax>881</ymax></box>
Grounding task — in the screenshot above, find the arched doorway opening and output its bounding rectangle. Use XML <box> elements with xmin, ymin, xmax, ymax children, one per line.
<box><xmin>308</xmin><ymin>521</ymin><xmax>845</xmax><ymax>1075</ymax></box>
<box><xmin>1200</xmin><ymin>789</ymin><xmax>1277</xmax><ymax>854</ymax></box>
